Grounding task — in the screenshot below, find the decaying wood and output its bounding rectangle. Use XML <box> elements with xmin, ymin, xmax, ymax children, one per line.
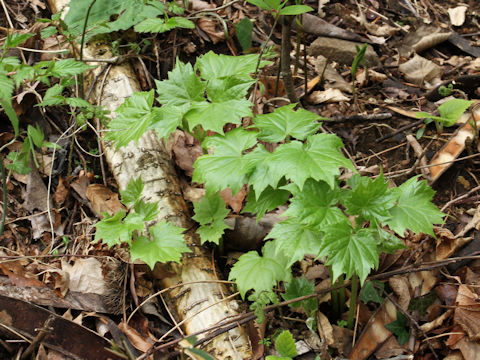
<box><xmin>47</xmin><ymin>1</ymin><xmax>252</xmax><ymax>358</ymax></box>
<box><xmin>428</xmin><ymin>102</ymin><xmax>480</xmax><ymax>184</ymax></box>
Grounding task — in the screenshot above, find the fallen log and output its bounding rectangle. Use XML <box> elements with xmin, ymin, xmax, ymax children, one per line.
<box><xmin>46</xmin><ymin>0</ymin><xmax>252</xmax><ymax>358</ymax></box>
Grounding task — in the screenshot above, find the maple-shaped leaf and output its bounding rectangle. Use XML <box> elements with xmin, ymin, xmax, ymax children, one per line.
<box><xmin>50</xmin><ymin>59</ymin><xmax>95</xmax><ymax>77</ymax></box>
<box><xmin>148</xmin><ymin>105</ymin><xmax>188</xmax><ymax>140</ymax></box>
<box><xmin>94</xmin><ymin>210</ymin><xmax>143</xmax><ymax>248</ymax></box>
<box><xmin>385</xmin><ymin>176</ymin><xmax>444</xmax><ymax>236</ymax></box>
<box><xmin>197</xmin><ymin>51</ymin><xmax>267</xmax><ymax>80</ymax></box>
<box><xmin>155</xmin><ymin>60</ymin><xmax>205</xmax><ymax>106</ymax></box>
<box><xmin>243</xmin><ymin>186</ymin><xmax>290</xmax><ymax>221</ymax></box>
<box><xmin>105</xmin><ymin>91</ymin><xmax>154</xmax><ymax>148</ymax></box>
<box><xmin>120</xmin><ymin>177</ymin><xmax>144</xmax><ymax>206</ymax></box>
<box><xmin>253</xmin><ymin>104</ymin><xmax>322</xmax><ymax>142</ymax></box>
<box><xmin>130</xmin><ymin>221</ymin><xmax>190</xmax><ymax>268</ymax></box>
<box><xmin>282</xmin><ymin>276</ymin><xmax>317</xmax><ymax>312</ymax></box>
<box><xmin>319</xmin><ymin>224</ymin><xmax>380</xmax><ymax>284</ymax></box>
<box><xmin>283</xmin><ymin>179</ymin><xmax>346</xmax><ymax>227</ymax></box>
<box><xmin>207</xmin><ymin>77</ymin><xmax>255</xmax><ymax>101</ymax></box>
<box><xmin>192</xmin><ymin>192</ymin><xmax>230</xmax><ymax>244</ymax></box>
<box><xmin>342</xmin><ymin>173</ymin><xmax>395</xmax><ymax>224</ymax></box>
<box><xmin>245</xmin><ymin>145</ymin><xmax>281</xmax><ymax>195</ymax></box>
<box><xmin>229</xmin><ymin>241</ymin><xmax>291</xmax><ymax>298</ymax></box>
<box><xmin>185</xmin><ymin>99</ymin><xmax>252</xmax><ymax>134</ymax></box>
<box><xmin>248</xmin><ymin>134</ymin><xmax>354</xmax><ymax>192</ymax></box>
<box><xmin>193</xmin><ymin>128</ymin><xmax>258</xmax><ymax>195</ymax></box>
<box><xmin>134</xmin><ymin>201</ymin><xmax>159</xmax><ymax>222</ymax></box>
<box><xmin>267</xmin><ymin>220</ymin><xmax>323</xmax><ymax>265</ymax></box>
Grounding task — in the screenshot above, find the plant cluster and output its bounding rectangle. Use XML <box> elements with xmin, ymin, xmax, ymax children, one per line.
<box><xmin>104</xmin><ymin>52</ymin><xmax>444</xmax><ymax>328</ymax></box>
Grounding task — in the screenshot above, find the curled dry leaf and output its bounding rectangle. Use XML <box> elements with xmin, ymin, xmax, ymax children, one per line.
<box><xmin>53</xmin><ymin>177</ymin><xmax>69</xmax><ymax>206</ymax></box>
<box><xmin>314</xmin><ymin>55</ymin><xmax>352</xmax><ymax>93</ymax></box>
<box><xmin>220</xmin><ymin>187</ymin><xmax>247</xmax><ymax>213</ymax></box>
<box><xmin>399</xmin><ymin>25</ymin><xmax>452</xmax><ymax>57</ymax></box>
<box><xmin>85</xmin><ymin>184</ymin><xmax>127</xmax><ymax>218</ymax></box>
<box><xmin>169</xmin><ymin>130</ymin><xmax>203</xmax><ymax>177</ymax></box>
<box><xmin>316</xmin><ymin>311</ymin><xmax>334</xmax><ymax>346</ymax></box>
<box><xmin>197</xmin><ymin>17</ymin><xmax>225</xmax><ymax>44</ymax></box>
<box><xmin>398</xmin><ymin>54</ymin><xmax>443</xmax><ymax>86</ymax></box>
<box><xmin>61</xmin><ymin>258</ymin><xmax>107</xmax><ymax>295</ymax></box>
<box><xmin>118</xmin><ymin>321</ymin><xmax>152</xmax><ymax>353</ymax></box>
<box><xmin>308</xmin><ymin>88</ymin><xmax>351</xmax><ymax>104</ymax></box>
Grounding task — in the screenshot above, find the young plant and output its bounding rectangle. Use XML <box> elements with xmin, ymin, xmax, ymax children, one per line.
<box><xmin>415</xmin><ymin>98</ymin><xmax>475</xmax><ymax>138</ymax></box>
<box><xmin>94</xmin><ymin>177</ymin><xmax>190</xmax><ymax>268</ymax></box>
<box><xmin>106</xmin><ymin>52</ymin><xmax>444</xmax><ymax>328</ymax></box>
<box><xmin>351</xmin><ymin>43</ymin><xmax>367</xmax><ymax>110</ymax></box>
<box><xmin>266</xmin><ymin>330</ymin><xmax>298</xmax><ymax>360</ymax></box>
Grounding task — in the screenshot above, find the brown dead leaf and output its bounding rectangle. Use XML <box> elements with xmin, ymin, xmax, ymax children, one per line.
<box><xmin>308</xmin><ymin>88</ymin><xmax>351</xmax><ymax>104</ymax></box>
<box><xmin>118</xmin><ymin>321</ymin><xmax>153</xmax><ymax>353</ymax></box>
<box><xmin>70</xmin><ymin>171</ymin><xmax>94</xmax><ymax>201</ymax></box>
<box><xmin>0</xmin><ymin>263</ymin><xmax>45</xmax><ymax>288</ymax></box>
<box><xmin>389</xmin><ymin>276</ymin><xmax>411</xmax><ymax>309</ymax></box>
<box><xmin>53</xmin><ymin>177</ymin><xmax>69</xmax><ymax>206</ymax></box>
<box><xmin>169</xmin><ymin>130</ymin><xmax>203</xmax><ymax>177</ymax></box>
<box><xmin>398</xmin><ymin>54</ymin><xmax>444</xmax><ymax>86</ymax></box>
<box><xmin>61</xmin><ymin>258</ymin><xmax>107</xmax><ymax>295</ymax></box>
<box><xmin>220</xmin><ymin>187</ymin><xmax>247</xmax><ymax>213</ymax></box>
<box><xmin>453</xmin><ymin>336</ymin><xmax>480</xmax><ymax>360</ymax></box>
<box><xmin>435</xmin><ymin>227</ymin><xmax>471</xmax><ymax>260</ymax></box>
<box><xmin>316</xmin><ymin>311</ymin><xmax>334</xmax><ymax>346</ymax></box>
<box><xmin>197</xmin><ymin>17</ymin><xmax>225</xmax><ymax>44</ymax></box>
<box><xmin>86</xmin><ymin>184</ymin><xmax>126</xmax><ymax>218</ymax></box>
<box><xmin>448</xmin><ymin>6</ymin><xmax>468</xmax><ymax>27</ymax></box>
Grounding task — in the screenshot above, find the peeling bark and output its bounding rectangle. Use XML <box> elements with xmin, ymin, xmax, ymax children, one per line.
<box><xmin>47</xmin><ymin>1</ymin><xmax>252</xmax><ymax>358</ymax></box>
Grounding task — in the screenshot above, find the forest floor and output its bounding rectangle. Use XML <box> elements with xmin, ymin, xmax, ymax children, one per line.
<box><xmin>1</xmin><ymin>0</ymin><xmax>480</xmax><ymax>359</ymax></box>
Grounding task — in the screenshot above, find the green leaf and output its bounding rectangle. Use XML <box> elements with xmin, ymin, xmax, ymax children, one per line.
<box><xmin>12</xmin><ymin>65</ymin><xmax>35</xmax><ymax>86</ymax></box>
<box><xmin>186</xmin><ymin>99</ymin><xmax>252</xmax><ymax>134</ymax></box>
<box><xmin>130</xmin><ymin>221</ymin><xmax>190</xmax><ymax>268</ymax></box>
<box><xmin>120</xmin><ymin>177</ymin><xmax>144</xmax><ymax>206</ymax></box>
<box><xmin>94</xmin><ymin>210</ymin><xmax>143</xmax><ymax>247</ymax></box>
<box><xmin>243</xmin><ymin>186</ymin><xmax>290</xmax><ymax>221</ymax></box>
<box><xmin>229</xmin><ymin>241</ymin><xmax>290</xmax><ymax>299</ymax></box>
<box><xmin>6</xmin><ymin>150</ymin><xmax>30</xmax><ymax>174</ymax></box>
<box><xmin>155</xmin><ymin>60</ymin><xmax>206</xmax><ymax>106</ymax></box>
<box><xmin>148</xmin><ymin>105</ymin><xmax>188</xmax><ymax>140</ymax></box>
<box><xmin>408</xmin><ymin>291</ymin><xmax>437</xmax><ymax>316</ymax></box>
<box><xmin>193</xmin><ymin>128</ymin><xmax>258</xmax><ymax>195</ymax></box>
<box><xmin>385</xmin><ymin>311</ymin><xmax>409</xmax><ymax>345</ymax></box>
<box><xmin>2</xmin><ymin>33</ymin><xmax>34</xmax><ymax>49</ymax></box>
<box><xmin>134</xmin><ymin>17</ymin><xmax>194</xmax><ymax>33</ymax></box>
<box><xmin>64</xmin><ymin>0</ymin><xmax>165</xmax><ymax>40</ymax></box>
<box><xmin>245</xmin><ymin>0</ymin><xmax>271</xmax><ymax>11</ymax></box>
<box><xmin>282</xmin><ymin>276</ymin><xmax>317</xmax><ymax>313</ymax></box>
<box><xmin>283</xmin><ymin>179</ymin><xmax>346</xmax><ymax>227</ymax></box>
<box><xmin>267</xmin><ymin>220</ymin><xmax>323</xmax><ymax>265</ymax></box>
<box><xmin>360</xmin><ymin>281</ymin><xmax>384</xmax><ymax>305</ymax></box>
<box><xmin>133</xmin><ymin>201</ymin><xmax>159</xmax><ymax>222</ymax></box>
<box><xmin>27</xmin><ymin>124</ymin><xmax>44</xmax><ymax>148</ymax></box>
<box><xmin>278</xmin><ymin>4</ymin><xmax>313</xmax><ymax>15</ymax></box>
<box><xmin>235</xmin><ymin>17</ymin><xmax>253</xmax><ymax>51</ymax></box>
<box><xmin>105</xmin><ymin>91</ymin><xmax>154</xmax><ymax>148</ymax></box>
<box><xmin>385</xmin><ymin>176</ymin><xmax>444</xmax><ymax>236</ymax></box>
<box><xmin>274</xmin><ymin>330</ymin><xmax>297</xmax><ymax>358</ymax></box>
<box><xmin>253</xmin><ymin>104</ymin><xmax>322</xmax><ymax>142</ymax></box>
<box><xmin>0</xmin><ymin>98</ymin><xmax>19</xmax><ymax>136</ymax></box>
<box><xmin>197</xmin><ymin>51</ymin><xmax>267</xmax><ymax>80</ymax></box>
<box><xmin>192</xmin><ymin>192</ymin><xmax>230</xmax><ymax>244</ymax></box>
<box><xmin>50</xmin><ymin>59</ymin><xmax>95</xmax><ymax>77</ymax></box>
<box><xmin>342</xmin><ymin>173</ymin><xmax>395</xmax><ymax>224</ymax></box>
<box><xmin>249</xmin><ymin>133</ymin><xmax>354</xmax><ymax>191</ymax></box>
<box><xmin>437</xmin><ymin>99</ymin><xmax>475</xmax><ymax>127</ymax></box>
<box><xmin>40</xmin><ymin>26</ymin><xmax>58</xmax><ymax>39</ymax></box>
<box><xmin>319</xmin><ymin>224</ymin><xmax>380</xmax><ymax>284</ymax></box>
<box><xmin>0</xmin><ymin>72</ymin><xmax>14</xmax><ymax>101</ymax></box>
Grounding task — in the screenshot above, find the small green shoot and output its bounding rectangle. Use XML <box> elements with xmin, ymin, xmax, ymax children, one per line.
<box><xmin>265</xmin><ymin>330</ymin><xmax>298</xmax><ymax>360</ymax></box>
<box><xmin>415</xmin><ymin>98</ymin><xmax>475</xmax><ymax>137</ymax></box>
<box><xmin>385</xmin><ymin>311</ymin><xmax>409</xmax><ymax>345</ymax></box>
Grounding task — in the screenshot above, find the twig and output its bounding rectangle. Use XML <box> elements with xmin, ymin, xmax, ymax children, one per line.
<box><xmin>376</xmin><ymin>119</ymin><xmax>424</xmax><ymax>143</ymax></box>
<box><xmin>20</xmin><ymin>315</ymin><xmax>55</xmax><ymax>360</ymax></box>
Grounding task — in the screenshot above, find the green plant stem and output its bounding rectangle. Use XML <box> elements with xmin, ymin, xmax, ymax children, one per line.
<box><xmin>347</xmin><ymin>274</ymin><xmax>359</xmax><ymax>329</ymax></box>
<box><xmin>280</xmin><ymin>15</ymin><xmax>299</xmax><ymax>104</ymax></box>
<box><xmin>78</xmin><ymin>0</ymin><xmax>97</xmax><ymax>99</ymax></box>
<box><xmin>329</xmin><ymin>266</ymin><xmax>339</xmax><ymax>318</ymax></box>
<box><xmin>0</xmin><ymin>155</ymin><xmax>6</xmax><ymax>237</ymax></box>
<box><xmin>338</xmin><ymin>275</ymin><xmax>345</xmax><ymax>316</ymax></box>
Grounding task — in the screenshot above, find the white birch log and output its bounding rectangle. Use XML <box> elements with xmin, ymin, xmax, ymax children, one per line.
<box><xmin>46</xmin><ymin>1</ymin><xmax>252</xmax><ymax>358</ymax></box>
